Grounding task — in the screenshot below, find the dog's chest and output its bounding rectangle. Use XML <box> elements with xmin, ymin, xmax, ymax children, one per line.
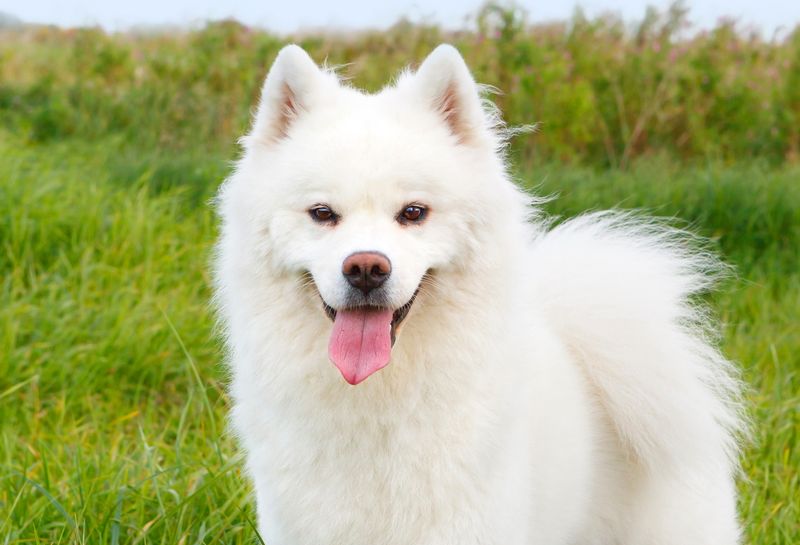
<box><xmin>252</xmin><ymin>381</ymin><xmax>519</xmax><ymax>544</ymax></box>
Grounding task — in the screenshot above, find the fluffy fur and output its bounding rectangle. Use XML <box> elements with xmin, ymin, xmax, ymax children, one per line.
<box><xmin>213</xmin><ymin>44</ymin><xmax>745</xmax><ymax>544</ymax></box>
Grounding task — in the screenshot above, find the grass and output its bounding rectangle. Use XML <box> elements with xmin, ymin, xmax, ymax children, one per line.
<box><xmin>1</xmin><ymin>3</ymin><xmax>799</xmax><ymax>542</ymax></box>
<box><xmin>0</xmin><ymin>137</ymin><xmax>246</xmax><ymax>543</ymax></box>
<box><xmin>1</xmin><ymin>4</ymin><xmax>800</xmax><ymax>166</ymax></box>
<box><xmin>1</xmin><ymin>134</ymin><xmax>798</xmax><ymax>543</ymax></box>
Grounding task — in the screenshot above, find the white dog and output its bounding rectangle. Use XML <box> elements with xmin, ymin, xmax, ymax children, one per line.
<box><xmin>213</xmin><ymin>44</ymin><xmax>745</xmax><ymax>544</ymax></box>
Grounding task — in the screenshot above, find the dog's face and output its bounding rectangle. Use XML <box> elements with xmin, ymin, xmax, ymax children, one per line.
<box><xmin>221</xmin><ymin>45</ymin><xmax>517</xmax><ymax>384</ymax></box>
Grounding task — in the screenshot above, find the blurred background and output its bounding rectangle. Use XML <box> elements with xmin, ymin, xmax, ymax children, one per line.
<box><xmin>1</xmin><ymin>1</ymin><xmax>797</xmax><ymax>543</ymax></box>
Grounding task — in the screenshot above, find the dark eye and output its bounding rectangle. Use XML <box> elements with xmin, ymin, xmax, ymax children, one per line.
<box><xmin>398</xmin><ymin>204</ymin><xmax>427</xmax><ymax>225</ymax></box>
<box><xmin>309</xmin><ymin>205</ymin><xmax>338</xmax><ymax>224</ymax></box>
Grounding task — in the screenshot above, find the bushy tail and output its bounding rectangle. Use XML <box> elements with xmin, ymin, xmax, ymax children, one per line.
<box><xmin>530</xmin><ymin>212</ymin><xmax>746</xmax><ymax>476</ymax></box>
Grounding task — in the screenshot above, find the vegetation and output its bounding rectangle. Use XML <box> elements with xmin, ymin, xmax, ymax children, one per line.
<box><xmin>1</xmin><ymin>3</ymin><xmax>797</xmax><ymax>543</ymax></box>
<box><xmin>2</xmin><ymin>3</ymin><xmax>800</xmax><ymax>166</ymax></box>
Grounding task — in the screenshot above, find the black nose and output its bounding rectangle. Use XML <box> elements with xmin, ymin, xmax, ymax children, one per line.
<box><xmin>342</xmin><ymin>252</ymin><xmax>391</xmax><ymax>295</ymax></box>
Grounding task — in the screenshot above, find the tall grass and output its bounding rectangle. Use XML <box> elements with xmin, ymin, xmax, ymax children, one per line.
<box><xmin>1</xmin><ymin>3</ymin><xmax>798</xmax><ymax>543</ymax></box>
<box><xmin>1</xmin><ymin>3</ymin><xmax>800</xmax><ymax>165</ymax></box>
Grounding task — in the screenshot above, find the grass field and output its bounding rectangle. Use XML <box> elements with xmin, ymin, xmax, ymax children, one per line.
<box><xmin>1</xmin><ymin>4</ymin><xmax>799</xmax><ymax>543</ymax></box>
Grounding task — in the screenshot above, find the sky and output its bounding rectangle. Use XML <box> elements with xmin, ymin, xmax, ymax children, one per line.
<box><xmin>2</xmin><ymin>0</ymin><xmax>799</xmax><ymax>36</ymax></box>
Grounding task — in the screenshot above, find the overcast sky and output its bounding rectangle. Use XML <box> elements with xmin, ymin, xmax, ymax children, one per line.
<box><xmin>2</xmin><ymin>0</ymin><xmax>799</xmax><ymax>36</ymax></box>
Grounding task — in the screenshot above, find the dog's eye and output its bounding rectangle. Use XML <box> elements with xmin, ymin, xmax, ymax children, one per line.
<box><xmin>398</xmin><ymin>205</ymin><xmax>427</xmax><ymax>225</ymax></box>
<box><xmin>309</xmin><ymin>205</ymin><xmax>338</xmax><ymax>224</ymax></box>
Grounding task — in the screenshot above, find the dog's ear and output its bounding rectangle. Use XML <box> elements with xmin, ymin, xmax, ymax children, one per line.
<box><xmin>250</xmin><ymin>45</ymin><xmax>327</xmax><ymax>145</ymax></box>
<box><xmin>412</xmin><ymin>44</ymin><xmax>488</xmax><ymax>146</ymax></box>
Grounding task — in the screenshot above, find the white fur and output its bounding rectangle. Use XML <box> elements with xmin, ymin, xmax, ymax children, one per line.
<box><xmin>213</xmin><ymin>44</ymin><xmax>745</xmax><ymax>544</ymax></box>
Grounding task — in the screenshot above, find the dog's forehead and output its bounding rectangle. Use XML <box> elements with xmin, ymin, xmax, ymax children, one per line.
<box><xmin>285</xmin><ymin>100</ymin><xmax>450</xmax><ymax>198</ymax></box>
<box><xmin>310</xmin><ymin>95</ymin><xmax>436</xmax><ymax>154</ymax></box>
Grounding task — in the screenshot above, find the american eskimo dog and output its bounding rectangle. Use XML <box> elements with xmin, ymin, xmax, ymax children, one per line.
<box><xmin>213</xmin><ymin>44</ymin><xmax>745</xmax><ymax>544</ymax></box>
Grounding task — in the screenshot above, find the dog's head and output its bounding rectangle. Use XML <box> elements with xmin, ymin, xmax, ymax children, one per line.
<box><xmin>219</xmin><ymin>45</ymin><xmax>526</xmax><ymax>385</ymax></box>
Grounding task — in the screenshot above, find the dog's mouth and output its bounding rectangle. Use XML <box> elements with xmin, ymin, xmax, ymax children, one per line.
<box><xmin>322</xmin><ymin>292</ymin><xmax>417</xmax><ymax>345</ymax></box>
<box><xmin>320</xmin><ymin>289</ymin><xmax>420</xmax><ymax>386</ymax></box>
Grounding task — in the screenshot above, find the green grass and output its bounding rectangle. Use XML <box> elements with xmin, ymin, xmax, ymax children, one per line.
<box><xmin>0</xmin><ymin>136</ymin><xmax>246</xmax><ymax>543</ymax></box>
<box><xmin>1</xmin><ymin>133</ymin><xmax>797</xmax><ymax>543</ymax></box>
<box><xmin>2</xmin><ymin>4</ymin><xmax>800</xmax><ymax>166</ymax></box>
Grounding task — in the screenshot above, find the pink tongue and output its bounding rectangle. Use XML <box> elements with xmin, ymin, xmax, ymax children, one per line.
<box><xmin>328</xmin><ymin>307</ymin><xmax>393</xmax><ymax>385</ymax></box>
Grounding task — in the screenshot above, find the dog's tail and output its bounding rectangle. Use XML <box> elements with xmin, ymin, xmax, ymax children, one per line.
<box><xmin>529</xmin><ymin>212</ymin><xmax>746</xmax><ymax>475</ymax></box>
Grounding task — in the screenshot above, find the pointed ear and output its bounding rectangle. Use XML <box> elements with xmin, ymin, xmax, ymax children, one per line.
<box><xmin>412</xmin><ymin>44</ymin><xmax>488</xmax><ymax>146</ymax></box>
<box><xmin>249</xmin><ymin>44</ymin><xmax>328</xmax><ymax>145</ymax></box>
